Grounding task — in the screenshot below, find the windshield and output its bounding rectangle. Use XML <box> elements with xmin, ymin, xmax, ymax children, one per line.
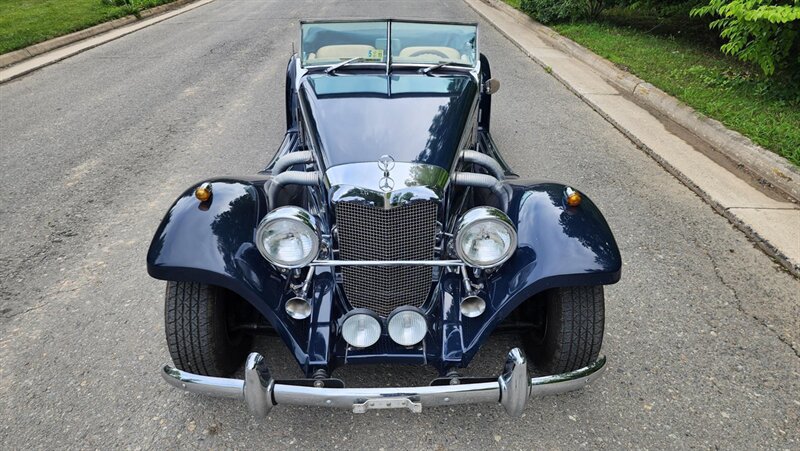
<box><xmin>300</xmin><ymin>20</ymin><xmax>477</xmax><ymax>69</ymax></box>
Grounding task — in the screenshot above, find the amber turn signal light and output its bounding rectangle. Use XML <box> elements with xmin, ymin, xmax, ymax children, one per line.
<box><xmin>565</xmin><ymin>187</ymin><xmax>581</xmax><ymax>207</ymax></box>
<box><xmin>195</xmin><ymin>182</ymin><xmax>212</xmax><ymax>202</ymax></box>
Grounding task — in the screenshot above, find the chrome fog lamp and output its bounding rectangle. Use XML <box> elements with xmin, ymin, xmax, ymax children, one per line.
<box><xmin>255</xmin><ymin>206</ymin><xmax>320</xmax><ymax>269</ymax></box>
<box><xmin>341</xmin><ymin>310</ymin><xmax>382</xmax><ymax>348</ymax></box>
<box><xmin>285</xmin><ymin>297</ymin><xmax>312</xmax><ymax>320</ymax></box>
<box><xmin>387</xmin><ymin>307</ymin><xmax>427</xmax><ymax>346</ymax></box>
<box><xmin>454</xmin><ymin>207</ymin><xmax>517</xmax><ymax>268</ymax></box>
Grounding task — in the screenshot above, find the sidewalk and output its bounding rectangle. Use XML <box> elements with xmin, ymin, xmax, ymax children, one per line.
<box><xmin>466</xmin><ymin>0</ymin><xmax>800</xmax><ymax>276</ymax></box>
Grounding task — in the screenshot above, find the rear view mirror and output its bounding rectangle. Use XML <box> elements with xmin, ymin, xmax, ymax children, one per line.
<box><xmin>483</xmin><ymin>78</ymin><xmax>500</xmax><ymax>95</ymax></box>
<box><xmin>484</xmin><ymin>78</ymin><xmax>500</xmax><ymax>95</ymax></box>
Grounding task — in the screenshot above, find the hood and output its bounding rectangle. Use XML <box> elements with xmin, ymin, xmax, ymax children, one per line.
<box><xmin>299</xmin><ymin>73</ymin><xmax>478</xmax><ymax>171</ymax></box>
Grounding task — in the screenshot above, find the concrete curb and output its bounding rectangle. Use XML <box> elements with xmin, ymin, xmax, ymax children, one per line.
<box><xmin>0</xmin><ymin>0</ymin><xmax>203</xmax><ymax>70</ymax></box>
<box><xmin>475</xmin><ymin>0</ymin><xmax>800</xmax><ymax>204</ymax></box>
<box><xmin>582</xmin><ymin>95</ymin><xmax>800</xmax><ymax>277</ymax></box>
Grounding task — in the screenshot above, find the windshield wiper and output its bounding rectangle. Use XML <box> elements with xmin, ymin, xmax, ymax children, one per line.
<box><xmin>419</xmin><ymin>62</ymin><xmax>470</xmax><ymax>76</ymax></box>
<box><xmin>325</xmin><ymin>57</ymin><xmax>363</xmax><ymax>74</ymax></box>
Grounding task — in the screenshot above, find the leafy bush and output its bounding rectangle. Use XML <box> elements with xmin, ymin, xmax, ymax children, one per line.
<box><xmin>521</xmin><ymin>0</ymin><xmax>608</xmax><ymax>23</ymax></box>
<box><xmin>691</xmin><ymin>0</ymin><xmax>800</xmax><ymax>77</ymax></box>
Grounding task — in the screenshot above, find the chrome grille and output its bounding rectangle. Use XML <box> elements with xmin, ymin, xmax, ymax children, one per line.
<box><xmin>335</xmin><ymin>201</ymin><xmax>438</xmax><ymax>316</ymax></box>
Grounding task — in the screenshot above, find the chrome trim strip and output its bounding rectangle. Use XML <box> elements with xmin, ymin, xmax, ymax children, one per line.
<box><xmin>161</xmin><ymin>366</ymin><xmax>244</xmax><ymax>399</ymax></box>
<box><xmin>386</xmin><ymin>20</ymin><xmax>392</xmax><ymax>76</ymax></box>
<box><xmin>309</xmin><ymin>259</ymin><xmax>462</xmax><ymax>267</ymax></box>
<box><xmin>160</xmin><ymin>349</ymin><xmax>607</xmax><ymax>418</ymax></box>
<box><xmin>530</xmin><ymin>355</ymin><xmax>607</xmax><ymax>396</ymax></box>
<box><xmin>276</xmin><ymin>379</ymin><xmax>500</xmax><ymax>411</ymax></box>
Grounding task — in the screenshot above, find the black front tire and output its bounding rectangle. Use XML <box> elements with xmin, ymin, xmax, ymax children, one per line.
<box><xmin>524</xmin><ymin>286</ymin><xmax>605</xmax><ymax>374</ymax></box>
<box><xmin>164</xmin><ymin>281</ymin><xmax>253</xmax><ymax>377</ymax></box>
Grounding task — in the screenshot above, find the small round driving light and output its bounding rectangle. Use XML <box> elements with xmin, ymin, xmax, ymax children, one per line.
<box><xmin>341</xmin><ymin>310</ymin><xmax>382</xmax><ymax>348</ymax></box>
<box><xmin>460</xmin><ymin>295</ymin><xmax>486</xmax><ymax>318</ymax></box>
<box><xmin>195</xmin><ymin>182</ymin><xmax>212</xmax><ymax>202</ymax></box>
<box><xmin>285</xmin><ymin>297</ymin><xmax>312</xmax><ymax>320</ymax></box>
<box><xmin>565</xmin><ymin>187</ymin><xmax>582</xmax><ymax>207</ymax></box>
<box><xmin>387</xmin><ymin>307</ymin><xmax>427</xmax><ymax>346</ymax></box>
<box><xmin>255</xmin><ymin>206</ymin><xmax>320</xmax><ymax>269</ymax></box>
<box><xmin>454</xmin><ymin>207</ymin><xmax>517</xmax><ymax>269</ymax></box>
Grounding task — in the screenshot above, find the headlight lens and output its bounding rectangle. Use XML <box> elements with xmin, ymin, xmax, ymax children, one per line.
<box><xmin>341</xmin><ymin>310</ymin><xmax>382</xmax><ymax>348</ymax></box>
<box><xmin>255</xmin><ymin>206</ymin><xmax>320</xmax><ymax>268</ymax></box>
<box><xmin>387</xmin><ymin>307</ymin><xmax>427</xmax><ymax>346</ymax></box>
<box><xmin>455</xmin><ymin>207</ymin><xmax>517</xmax><ymax>268</ymax></box>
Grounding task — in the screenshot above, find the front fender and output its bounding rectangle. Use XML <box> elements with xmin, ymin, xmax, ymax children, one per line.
<box><xmin>460</xmin><ymin>180</ymin><xmax>621</xmax><ymax>362</ymax></box>
<box><xmin>147</xmin><ymin>177</ymin><xmax>268</xmax><ymax>284</ymax></box>
<box><xmin>146</xmin><ymin>177</ymin><xmax>314</xmax><ymax>367</ymax></box>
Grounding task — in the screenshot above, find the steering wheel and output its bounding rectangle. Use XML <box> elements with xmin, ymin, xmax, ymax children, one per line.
<box><xmin>408</xmin><ymin>49</ymin><xmax>451</xmax><ymax>59</ymax></box>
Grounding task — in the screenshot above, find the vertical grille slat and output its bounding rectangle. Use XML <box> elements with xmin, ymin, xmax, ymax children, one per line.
<box><xmin>335</xmin><ymin>201</ymin><xmax>437</xmax><ymax>316</ymax></box>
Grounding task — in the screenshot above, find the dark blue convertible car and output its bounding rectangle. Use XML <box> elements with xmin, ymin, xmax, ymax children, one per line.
<box><xmin>149</xmin><ymin>19</ymin><xmax>621</xmax><ymax>417</ymax></box>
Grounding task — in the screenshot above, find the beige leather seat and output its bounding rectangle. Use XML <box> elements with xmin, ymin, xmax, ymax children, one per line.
<box><xmin>308</xmin><ymin>44</ymin><xmax>376</xmax><ymax>61</ymax></box>
<box><xmin>397</xmin><ymin>46</ymin><xmax>462</xmax><ymax>61</ymax></box>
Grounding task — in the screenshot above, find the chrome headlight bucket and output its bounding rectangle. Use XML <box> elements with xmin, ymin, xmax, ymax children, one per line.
<box><xmin>255</xmin><ymin>206</ymin><xmax>320</xmax><ymax>269</ymax></box>
<box><xmin>454</xmin><ymin>206</ymin><xmax>517</xmax><ymax>269</ymax></box>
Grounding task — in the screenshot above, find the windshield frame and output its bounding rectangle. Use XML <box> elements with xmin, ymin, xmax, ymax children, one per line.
<box><xmin>299</xmin><ymin>18</ymin><xmax>479</xmax><ymax>73</ymax></box>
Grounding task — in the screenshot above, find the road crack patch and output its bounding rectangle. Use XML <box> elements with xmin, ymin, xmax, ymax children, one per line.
<box><xmin>700</xmin><ymin>246</ymin><xmax>800</xmax><ymax>359</ymax></box>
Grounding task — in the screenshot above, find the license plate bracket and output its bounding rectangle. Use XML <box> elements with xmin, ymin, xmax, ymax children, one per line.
<box><xmin>352</xmin><ymin>397</ymin><xmax>422</xmax><ymax>413</ymax></box>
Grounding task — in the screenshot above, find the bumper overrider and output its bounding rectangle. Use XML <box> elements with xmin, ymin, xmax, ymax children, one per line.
<box><xmin>161</xmin><ymin>348</ymin><xmax>606</xmax><ymax>417</ymax></box>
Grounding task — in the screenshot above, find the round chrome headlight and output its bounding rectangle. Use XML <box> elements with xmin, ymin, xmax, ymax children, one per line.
<box><xmin>454</xmin><ymin>206</ymin><xmax>517</xmax><ymax>268</ymax></box>
<box><xmin>387</xmin><ymin>307</ymin><xmax>427</xmax><ymax>346</ymax></box>
<box><xmin>341</xmin><ymin>310</ymin><xmax>382</xmax><ymax>348</ymax></box>
<box><xmin>255</xmin><ymin>206</ymin><xmax>320</xmax><ymax>269</ymax></box>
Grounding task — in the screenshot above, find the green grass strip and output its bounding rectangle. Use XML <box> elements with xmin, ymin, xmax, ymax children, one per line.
<box><xmin>0</xmin><ymin>0</ymin><xmax>176</xmax><ymax>55</ymax></box>
<box><xmin>552</xmin><ymin>22</ymin><xmax>799</xmax><ymax>166</ymax></box>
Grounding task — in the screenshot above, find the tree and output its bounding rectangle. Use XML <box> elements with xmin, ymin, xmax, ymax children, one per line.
<box><xmin>692</xmin><ymin>0</ymin><xmax>800</xmax><ymax>77</ymax></box>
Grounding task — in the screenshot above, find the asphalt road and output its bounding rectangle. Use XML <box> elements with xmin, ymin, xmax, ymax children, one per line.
<box><xmin>1</xmin><ymin>0</ymin><xmax>798</xmax><ymax>448</ymax></box>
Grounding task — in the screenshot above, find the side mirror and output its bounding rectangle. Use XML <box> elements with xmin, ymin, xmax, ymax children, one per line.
<box><xmin>484</xmin><ymin>78</ymin><xmax>500</xmax><ymax>95</ymax></box>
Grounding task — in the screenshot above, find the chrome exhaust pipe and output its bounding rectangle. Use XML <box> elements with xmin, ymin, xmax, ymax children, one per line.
<box><xmin>271</xmin><ymin>150</ymin><xmax>314</xmax><ymax>175</ymax></box>
<box><xmin>452</xmin><ymin>171</ymin><xmax>510</xmax><ymax>210</ymax></box>
<box><xmin>460</xmin><ymin>150</ymin><xmax>505</xmax><ymax>180</ymax></box>
<box><xmin>267</xmin><ymin>170</ymin><xmax>319</xmax><ymax>208</ymax></box>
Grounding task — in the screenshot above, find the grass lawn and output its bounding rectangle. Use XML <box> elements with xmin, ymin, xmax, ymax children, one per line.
<box><xmin>0</xmin><ymin>0</ymin><xmax>175</xmax><ymax>55</ymax></box>
<box><xmin>499</xmin><ymin>0</ymin><xmax>799</xmax><ymax>166</ymax></box>
<box><xmin>551</xmin><ymin>23</ymin><xmax>800</xmax><ymax>166</ymax></box>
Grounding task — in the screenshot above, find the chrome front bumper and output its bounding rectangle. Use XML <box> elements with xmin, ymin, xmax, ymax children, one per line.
<box><xmin>161</xmin><ymin>348</ymin><xmax>606</xmax><ymax>417</ymax></box>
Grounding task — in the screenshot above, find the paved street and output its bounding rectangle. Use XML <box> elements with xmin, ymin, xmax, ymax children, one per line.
<box><xmin>1</xmin><ymin>0</ymin><xmax>798</xmax><ymax>448</ymax></box>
